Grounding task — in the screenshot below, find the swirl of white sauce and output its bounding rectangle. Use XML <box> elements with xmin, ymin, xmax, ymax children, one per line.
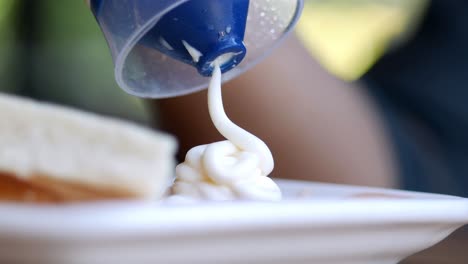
<box><xmin>169</xmin><ymin>62</ymin><xmax>281</xmax><ymax>202</ymax></box>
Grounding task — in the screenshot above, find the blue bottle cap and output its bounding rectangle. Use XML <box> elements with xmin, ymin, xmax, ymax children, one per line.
<box><xmin>140</xmin><ymin>0</ymin><xmax>249</xmax><ymax>76</ymax></box>
<box><xmin>92</xmin><ymin>0</ymin><xmax>249</xmax><ymax>76</ymax></box>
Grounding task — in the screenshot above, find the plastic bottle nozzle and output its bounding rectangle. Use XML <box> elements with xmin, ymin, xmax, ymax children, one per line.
<box><xmin>138</xmin><ymin>0</ymin><xmax>249</xmax><ymax>76</ymax></box>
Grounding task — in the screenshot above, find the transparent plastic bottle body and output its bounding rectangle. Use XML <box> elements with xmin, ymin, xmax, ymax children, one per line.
<box><xmin>92</xmin><ymin>0</ymin><xmax>304</xmax><ymax>98</ymax></box>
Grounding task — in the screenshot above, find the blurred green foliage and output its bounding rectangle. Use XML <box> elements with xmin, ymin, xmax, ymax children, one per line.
<box><xmin>0</xmin><ymin>0</ymin><xmax>150</xmax><ymax>124</ymax></box>
<box><xmin>0</xmin><ymin>0</ymin><xmax>16</xmax><ymax>93</ymax></box>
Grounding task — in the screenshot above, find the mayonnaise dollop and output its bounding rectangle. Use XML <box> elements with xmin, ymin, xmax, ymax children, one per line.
<box><xmin>168</xmin><ymin>62</ymin><xmax>281</xmax><ymax>202</ymax></box>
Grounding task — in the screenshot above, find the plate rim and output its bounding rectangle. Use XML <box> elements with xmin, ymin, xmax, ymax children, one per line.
<box><xmin>0</xmin><ymin>179</ymin><xmax>467</xmax><ymax>240</ymax></box>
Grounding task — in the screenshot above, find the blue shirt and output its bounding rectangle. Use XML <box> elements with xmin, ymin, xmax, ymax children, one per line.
<box><xmin>362</xmin><ymin>1</ymin><xmax>468</xmax><ymax>196</ymax></box>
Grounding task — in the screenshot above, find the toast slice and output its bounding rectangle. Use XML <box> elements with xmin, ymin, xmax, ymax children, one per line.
<box><xmin>0</xmin><ymin>93</ymin><xmax>177</xmax><ymax>203</ymax></box>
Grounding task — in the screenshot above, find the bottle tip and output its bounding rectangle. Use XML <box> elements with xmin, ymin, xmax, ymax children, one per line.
<box><xmin>196</xmin><ymin>38</ymin><xmax>247</xmax><ymax>76</ymax></box>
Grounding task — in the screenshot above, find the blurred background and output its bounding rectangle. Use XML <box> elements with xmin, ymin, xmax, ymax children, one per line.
<box><xmin>0</xmin><ymin>1</ymin><xmax>466</xmax><ymax>263</ymax></box>
<box><xmin>0</xmin><ymin>0</ymin><xmax>428</xmax><ymax>125</ymax></box>
<box><xmin>0</xmin><ymin>0</ymin><xmax>150</xmax><ymax>123</ymax></box>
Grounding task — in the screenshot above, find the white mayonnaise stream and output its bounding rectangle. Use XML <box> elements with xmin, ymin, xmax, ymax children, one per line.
<box><xmin>168</xmin><ymin>62</ymin><xmax>281</xmax><ymax>202</ymax></box>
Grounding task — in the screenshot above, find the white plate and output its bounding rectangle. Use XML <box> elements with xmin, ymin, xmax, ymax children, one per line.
<box><xmin>0</xmin><ymin>180</ymin><xmax>467</xmax><ymax>264</ymax></box>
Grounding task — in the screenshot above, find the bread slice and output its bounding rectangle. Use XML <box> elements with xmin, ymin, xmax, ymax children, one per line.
<box><xmin>0</xmin><ymin>93</ymin><xmax>177</xmax><ymax>203</ymax></box>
